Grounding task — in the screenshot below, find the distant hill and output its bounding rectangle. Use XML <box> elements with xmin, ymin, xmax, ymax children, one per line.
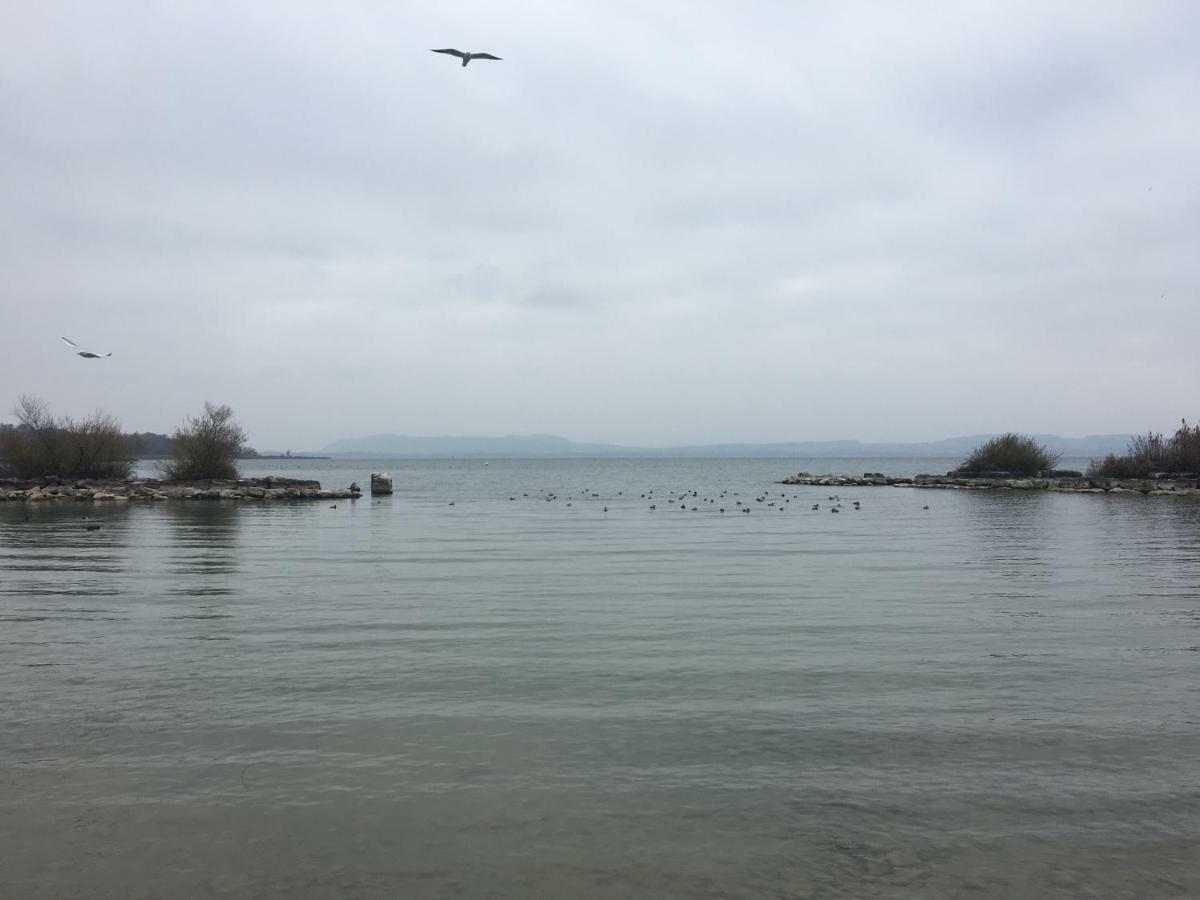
<box><xmin>321</xmin><ymin>433</ymin><xmax>624</xmax><ymax>457</ymax></box>
<box><xmin>320</xmin><ymin>432</ymin><xmax>1135</xmax><ymax>459</ymax></box>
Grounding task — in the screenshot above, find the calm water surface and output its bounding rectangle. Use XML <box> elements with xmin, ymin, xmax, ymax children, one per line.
<box><xmin>2</xmin><ymin>458</ymin><xmax>1199</xmax><ymax>898</ymax></box>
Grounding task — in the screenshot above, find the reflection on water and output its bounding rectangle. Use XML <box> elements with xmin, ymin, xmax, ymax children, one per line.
<box><xmin>160</xmin><ymin>504</ymin><xmax>243</xmax><ymax>646</ymax></box>
<box><xmin>164</xmin><ymin>501</ymin><xmax>241</xmax><ymax>594</ymax></box>
<box><xmin>0</xmin><ymin>505</ymin><xmax>133</xmax><ymax>619</ymax></box>
<box><xmin>2</xmin><ymin>459</ymin><xmax>1200</xmax><ymax>899</ymax></box>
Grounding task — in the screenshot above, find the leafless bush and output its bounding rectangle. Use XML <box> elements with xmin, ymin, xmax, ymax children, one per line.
<box><xmin>1087</xmin><ymin>453</ymin><xmax>1154</xmax><ymax>479</ymax></box>
<box><xmin>160</xmin><ymin>402</ymin><xmax>247</xmax><ymax>481</ymax></box>
<box><xmin>0</xmin><ymin>395</ymin><xmax>133</xmax><ymax>479</ymax></box>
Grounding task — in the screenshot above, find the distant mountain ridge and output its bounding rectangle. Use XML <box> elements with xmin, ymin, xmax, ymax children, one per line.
<box><xmin>320</xmin><ymin>432</ymin><xmax>1134</xmax><ymax>459</ymax></box>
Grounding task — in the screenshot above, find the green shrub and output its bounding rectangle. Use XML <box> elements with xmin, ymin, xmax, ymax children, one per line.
<box><xmin>956</xmin><ymin>433</ymin><xmax>1061</xmax><ymax>476</ymax></box>
<box><xmin>160</xmin><ymin>402</ymin><xmax>247</xmax><ymax>482</ymax></box>
<box><xmin>0</xmin><ymin>395</ymin><xmax>134</xmax><ymax>480</ymax></box>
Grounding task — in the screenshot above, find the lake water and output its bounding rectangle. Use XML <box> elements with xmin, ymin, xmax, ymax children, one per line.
<box><xmin>3</xmin><ymin>458</ymin><xmax>1199</xmax><ymax>898</ymax></box>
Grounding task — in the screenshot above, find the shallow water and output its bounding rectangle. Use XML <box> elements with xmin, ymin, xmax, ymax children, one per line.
<box><xmin>3</xmin><ymin>458</ymin><xmax>1199</xmax><ymax>898</ymax></box>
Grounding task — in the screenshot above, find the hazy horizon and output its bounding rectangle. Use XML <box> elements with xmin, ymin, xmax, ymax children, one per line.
<box><xmin>307</xmin><ymin>429</ymin><xmax>1135</xmax><ymax>459</ymax></box>
<box><xmin>0</xmin><ymin>412</ymin><xmax>1151</xmax><ymax>456</ymax></box>
<box><xmin>2</xmin><ymin>2</ymin><xmax>1197</xmax><ymax>449</ymax></box>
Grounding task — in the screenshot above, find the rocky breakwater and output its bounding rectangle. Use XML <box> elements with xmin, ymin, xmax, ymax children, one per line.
<box><xmin>0</xmin><ymin>476</ymin><xmax>363</xmax><ymax>503</ymax></box>
<box><xmin>779</xmin><ymin>470</ymin><xmax>1200</xmax><ymax>496</ymax></box>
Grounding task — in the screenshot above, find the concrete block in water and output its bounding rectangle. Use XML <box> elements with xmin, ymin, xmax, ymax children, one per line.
<box><xmin>371</xmin><ymin>473</ymin><xmax>393</xmax><ymax>495</ymax></box>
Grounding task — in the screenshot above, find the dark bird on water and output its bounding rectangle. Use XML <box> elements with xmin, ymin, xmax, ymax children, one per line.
<box><xmin>61</xmin><ymin>337</ymin><xmax>111</xmax><ymax>359</ymax></box>
<box><xmin>431</xmin><ymin>48</ymin><xmax>502</xmax><ymax>67</ymax></box>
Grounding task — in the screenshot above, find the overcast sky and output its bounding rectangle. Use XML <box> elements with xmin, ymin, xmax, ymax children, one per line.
<box><xmin>1</xmin><ymin>1</ymin><xmax>1196</xmax><ymax>449</ymax></box>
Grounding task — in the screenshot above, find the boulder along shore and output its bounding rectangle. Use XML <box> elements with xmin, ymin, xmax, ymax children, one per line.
<box><xmin>0</xmin><ymin>477</ymin><xmax>362</xmax><ymax>503</ymax></box>
<box><xmin>779</xmin><ymin>471</ymin><xmax>1200</xmax><ymax>495</ymax></box>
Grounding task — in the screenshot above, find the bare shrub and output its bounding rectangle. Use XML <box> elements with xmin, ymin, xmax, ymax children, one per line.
<box><xmin>0</xmin><ymin>397</ymin><xmax>47</xmax><ymax>477</ymax></box>
<box><xmin>60</xmin><ymin>411</ymin><xmax>134</xmax><ymax>479</ymax></box>
<box><xmin>0</xmin><ymin>395</ymin><xmax>133</xmax><ymax>480</ymax></box>
<box><xmin>15</xmin><ymin>395</ymin><xmax>54</xmax><ymax>433</ymax></box>
<box><xmin>956</xmin><ymin>433</ymin><xmax>1061</xmax><ymax>476</ymax></box>
<box><xmin>160</xmin><ymin>402</ymin><xmax>247</xmax><ymax>482</ymax></box>
<box><xmin>1087</xmin><ymin>453</ymin><xmax>1154</xmax><ymax>479</ymax></box>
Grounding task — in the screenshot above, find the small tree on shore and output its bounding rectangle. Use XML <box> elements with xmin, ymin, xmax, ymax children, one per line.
<box><xmin>956</xmin><ymin>433</ymin><xmax>1061</xmax><ymax>476</ymax></box>
<box><xmin>161</xmin><ymin>402</ymin><xmax>247</xmax><ymax>481</ymax></box>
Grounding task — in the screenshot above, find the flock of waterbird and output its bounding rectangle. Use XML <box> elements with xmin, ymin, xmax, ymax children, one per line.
<box><xmin>433</xmin><ymin>486</ymin><xmax>932</xmax><ymax>515</ymax></box>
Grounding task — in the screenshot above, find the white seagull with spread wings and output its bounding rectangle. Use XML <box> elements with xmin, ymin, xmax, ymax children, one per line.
<box><xmin>61</xmin><ymin>337</ymin><xmax>112</xmax><ymax>359</ymax></box>
<box><xmin>431</xmin><ymin>48</ymin><xmax>502</xmax><ymax>67</ymax></box>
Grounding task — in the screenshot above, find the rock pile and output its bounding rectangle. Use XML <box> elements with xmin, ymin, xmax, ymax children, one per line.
<box><xmin>779</xmin><ymin>471</ymin><xmax>1200</xmax><ymax>495</ymax></box>
<box><xmin>0</xmin><ymin>476</ymin><xmax>363</xmax><ymax>503</ymax></box>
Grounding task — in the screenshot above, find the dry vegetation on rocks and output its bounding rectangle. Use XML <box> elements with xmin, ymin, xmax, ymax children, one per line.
<box><xmin>0</xmin><ymin>395</ymin><xmax>134</xmax><ymax>480</ymax></box>
<box><xmin>1089</xmin><ymin>420</ymin><xmax>1200</xmax><ymax>478</ymax></box>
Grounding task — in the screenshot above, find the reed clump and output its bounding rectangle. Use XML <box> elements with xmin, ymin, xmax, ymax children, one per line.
<box><xmin>1089</xmin><ymin>420</ymin><xmax>1200</xmax><ymax>477</ymax></box>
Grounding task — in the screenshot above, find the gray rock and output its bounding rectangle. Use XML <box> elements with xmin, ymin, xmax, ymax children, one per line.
<box><xmin>371</xmin><ymin>473</ymin><xmax>394</xmax><ymax>495</ymax></box>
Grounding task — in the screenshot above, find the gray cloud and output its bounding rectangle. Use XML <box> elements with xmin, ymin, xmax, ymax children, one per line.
<box><xmin>1</xmin><ymin>1</ymin><xmax>1196</xmax><ymax>448</ymax></box>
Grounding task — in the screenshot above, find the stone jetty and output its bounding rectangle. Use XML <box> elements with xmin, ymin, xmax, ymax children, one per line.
<box><xmin>0</xmin><ymin>476</ymin><xmax>362</xmax><ymax>503</ymax></box>
<box><xmin>779</xmin><ymin>470</ymin><xmax>1200</xmax><ymax>496</ymax></box>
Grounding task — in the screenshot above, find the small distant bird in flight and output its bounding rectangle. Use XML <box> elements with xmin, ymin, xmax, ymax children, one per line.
<box><xmin>431</xmin><ymin>48</ymin><xmax>502</xmax><ymax>67</ymax></box>
<box><xmin>61</xmin><ymin>337</ymin><xmax>111</xmax><ymax>359</ymax></box>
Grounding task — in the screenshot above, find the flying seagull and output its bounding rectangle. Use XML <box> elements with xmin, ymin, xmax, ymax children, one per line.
<box><xmin>431</xmin><ymin>48</ymin><xmax>502</xmax><ymax>67</ymax></box>
<box><xmin>61</xmin><ymin>337</ymin><xmax>111</xmax><ymax>359</ymax></box>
